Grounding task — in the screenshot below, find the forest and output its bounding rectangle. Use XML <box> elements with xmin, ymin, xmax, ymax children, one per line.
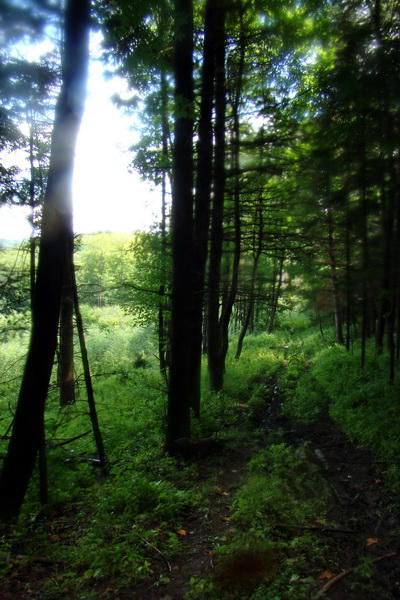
<box><xmin>0</xmin><ymin>0</ymin><xmax>399</xmax><ymax>598</ymax></box>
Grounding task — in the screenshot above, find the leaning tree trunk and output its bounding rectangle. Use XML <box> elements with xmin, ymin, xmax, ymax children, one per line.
<box><xmin>0</xmin><ymin>0</ymin><xmax>90</xmax><ymax>522</ymax></box>
<box><xmin>70</xmin><ymin>258</ymin><xmax>107</xmax><ymax>471</ymax></box>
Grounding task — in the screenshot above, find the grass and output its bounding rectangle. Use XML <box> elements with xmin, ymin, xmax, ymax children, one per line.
<box><xmin>279</xmin><ymin>332</ymin><xmax>400</xmax><ymax>488</ymax></box>
<box><xmin>1</xmin><ymin>309</ymin><xmax>400</xmax><ymax>598</ymax></box>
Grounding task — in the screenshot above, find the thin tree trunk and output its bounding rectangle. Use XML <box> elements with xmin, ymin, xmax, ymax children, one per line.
<box><xmin>28</xmin><ymin>128</ymin><xmax>37</xmax><ymax>302</ymax></box>
<box><xmin>191</xmin><ymin>0</ymin><xmax>218</xmax><ymax>415</ymax></box>
<box><xmin>317</xmin><ymin>309</ymin><xmax>325</xmax><ymax>341</ymax></box>
<box><xmin>375</xmin><ymin>186</ymin><xmax>392</xmax><ymax>355</ymax></box>
<box><xmin>344</xmin><ymin>195</ymin><xmax>352</xmax><ymax>350</ymax></box>
<box><xmin>326</xmin><ymin>206</ymin><xmax>344</xmax><ymax>345</ymax></box>
<box><xmin>71</xmin><ymin>259</ymin><xmax>107</xmax><ymax>471</ymax></box>
<box><xmin>0</xmin><ymin>0</ymin><xmax>90</xmax><ymax>522</ymax></box>
<box><xmin>28</xmin><ymin>140</ymin><xmax>48</xmax><ymax>505</ymax></box>
<box><xmin>359</xmin><ymin>113</ymin><xmax>369</xmax><ymax>369</ymax></box>
<box><xmin>217</xmin><ymin>107</ymin><xmax>242</xmax><ymax>377</ymax></box>
<box><xmin>235</xmin><ymin>204</ymin><xmax>263</xmax><ymax>360</ymax></box>
<box><xmin>158</xmin><ymin>69</ymin><xmax>170</xmax><ymax>378</ymax></box>
<box><xmin>207</xmin><ymin>0</ymin><xmax>227</xmax><ymax>392</ymax></box>
<box><xmin>267</xmin><ymin>255</ymin><xmax>284</xmax><ymax>333</ymax></box>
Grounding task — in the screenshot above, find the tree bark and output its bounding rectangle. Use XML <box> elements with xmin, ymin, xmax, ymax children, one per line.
<box><xmin>207</xmin><ymin>0</ymin><xmax>227</xmax><ymax>392</ymax></box>
<box><xmin>191</xmin><ymin>0</ymin><xmax>218</xmax><ymax>414</ymax></box>
<box><xmin>158</xmin><ymin>68</ymin><xmax>170</xmax><ymax>378</ymax></box>
<box><xmin>166</xmin><ymin>0</ymin><xmax>194</xmax><ymax>449</ymax></box>
<box><xmin>0</xmin><ymin>0</ymin><xmax>90</xmax><ymax>522</ymax></box>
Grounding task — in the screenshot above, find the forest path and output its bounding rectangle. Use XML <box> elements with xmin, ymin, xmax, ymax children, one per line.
<box><xmin>2</xmin><ymin>393</ymin><xmax>399</xmax><ymax>600</ymax></box>
<box><xmin>133</xmin><ymin>394</ymin><xmax>400</xmax><ymax>600</ymax></box>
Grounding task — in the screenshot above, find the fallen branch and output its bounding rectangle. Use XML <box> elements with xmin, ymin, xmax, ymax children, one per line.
<box><xmin>133</xmin><ymin>533</ymin><xmax>172</xmax><ymax>573</ymax></box>
<box><xmin>314</xmin><ymin>552</ymin><xmax>397</xmax><ymax>598</ymax></box>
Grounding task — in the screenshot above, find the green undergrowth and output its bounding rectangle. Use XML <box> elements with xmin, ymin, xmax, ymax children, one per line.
<box><xmin>187</xmin><ymin>441</ymin><xmax>331</xmax><ymax>600</ymax></box>
<box><xmin>0</xmin><ymin>322</ymin><xmax>288</xmax><ymax>598</ymax></box>
<box><xmin>3</xmin><ymin>315</ymin><xmax>399</xmax><ymax>598</ymax></box>
<box><xmin>279</xmin><ymin>333</ymin><xmax>400</xmax><ymax>488</ymax></box>
<box><xmin>223</xmin><ymin>331</ymin><xmax>287</xmax><ymax>402</ymax></box>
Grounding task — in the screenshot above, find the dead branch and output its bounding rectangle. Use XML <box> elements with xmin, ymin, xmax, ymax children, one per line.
<box><xmin>133</xmin><ymin>533</ymin><xmax>172</xmax><ymax>572</ymax></box>
<box><xmin>314</xmin><ymin>552</ymin><xmax>398</xmax><ymax>598</ymax></box>
<box><xmin>49</xmin><ymin>431</ymin><xmax>92</xmax><ymax>448</ymax></box>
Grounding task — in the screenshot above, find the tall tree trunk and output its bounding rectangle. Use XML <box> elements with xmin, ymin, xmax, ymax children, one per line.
<box><xmin>207</xmin><ymin>0</ymin><xmax>227</xmax><ymax>392</ymax></box>
<box><xmin>166</xmin><ymin>0</ymin><xmax>194</xmax><ymax>449</ymax></box>
<box><xmin>217</xmin><ymin>90</ymin><xmax>242</xmax><ymax>379</ymax></box>
<box><xmin>28</xmin><ymin>137</ymin><xmax>49</xmax><ymax>504</ymax></box>
<box><xmin>0</xmin><ymin>0</ymin><xmax>90</xmax><ymax>522</ymax></box>
<box><xmin>28</xmin><ymin>127</ymin><xmax>37</xmax><ymax>303</ymax></box>
<box><xmin>359</xmin><ymin>113</ymin><xmax>369</xmax><ymax>369</ymax></box>
<box><xmin>190</xmin><ymin>0</ymin><xmax>218</xmax><ymax>415</ymax></box>
<box><xmin>370</xmin><ymin>0</ymin><xmax>395</xmax><ymax>362</ymax></box>
<box><xmin>158</xmin><ymin>68</ymin><xmax>170</xmax><ymax>378</ymax></box>
<box><xmin>206</xmin><ymin>0</ymin><xmax>245</xmax><ymax>390</ymax></box>
<box><xmin>375</xmin><ymin>186</ymin><xmax>392</xmax><ymax>355</ymax></box>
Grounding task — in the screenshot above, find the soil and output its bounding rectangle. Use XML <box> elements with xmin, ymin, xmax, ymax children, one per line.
<box><xmin>2</xmin><ymin>393</ymin><xmax>400</xmax><ymax>600</ymax></box>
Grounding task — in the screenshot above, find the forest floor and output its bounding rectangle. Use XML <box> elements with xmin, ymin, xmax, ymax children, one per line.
<box><xmin>2</xmin><ymin>391</ymin><xmax>400</xmax><ymax>600</ymax></box>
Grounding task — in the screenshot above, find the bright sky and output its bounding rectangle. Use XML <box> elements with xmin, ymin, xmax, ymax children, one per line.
<box><xmin>0</xmin><ymin>33</ymin><xmax>161</xmax><ymax>241</ymax></box>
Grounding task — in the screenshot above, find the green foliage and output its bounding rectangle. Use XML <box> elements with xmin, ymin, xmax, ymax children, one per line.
<box><xmin>80</xmin><ymin>304</ymin><xmax>157</xmax><ymax>374</ymax></box>
<box><xmin>223</xmin><ymin>332</ymin><xmax>286</xmax><ymax>403</ymax></box>
<box><xmin>232</xmin><ymin>443</ymin><xmax>329</xmax><ymax>535</ymax></box>
<box><xmin>58</xmin><ymin>458</ymin><xmax>195</xmax><ymax>587</ymax></box>
<box><xmin>75</xmin><ymin>233</ymin><xmax>137</xmax><ymax>308</ymax></box>
<box><xmin>187</xmin><ymin>441</ymin><xmax>330</xmax><ymax>600</ymax></box>
<box><xmin>120</xmin><ymin>230</ymin><xmax>170</xmax><ymax>327</ymax></box>
<box><xmin>280</xmin><ymin>336</ymin><xmax>400</xmax><ymax>488</ymax></box>
<box><xmin>0</xmin><ymin>244</ymin><xmax>31</xmax><ymax>314</ymax></box>
<box><xmin>0</xmin><ymin>324</ymin><xmax>29</xmax><ymax>441</ymax></box>
<box><xmin>276</xmin><ymin>310</ymin><xmax>312</xmax><ymax>331</ymax></box>
<box><xmin>75</xmin><ymin>231</ymin><xmax>168</xmax><ymax>329</ymax></box>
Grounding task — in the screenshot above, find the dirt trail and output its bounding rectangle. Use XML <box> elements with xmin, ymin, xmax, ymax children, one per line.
<box><xmin>133</xmin><ymin>394</ymin><xmax>400</xmax><ymax>600</ymax></box>
<box><xmin>279</xmin><ymin>417</ymin><xmax>400</xmax><ymax>599</ymax></box>
<box><xmin>2</xmin><ymin>395</ymin><xmax>400</xmax><ymax>600</ymax></box>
